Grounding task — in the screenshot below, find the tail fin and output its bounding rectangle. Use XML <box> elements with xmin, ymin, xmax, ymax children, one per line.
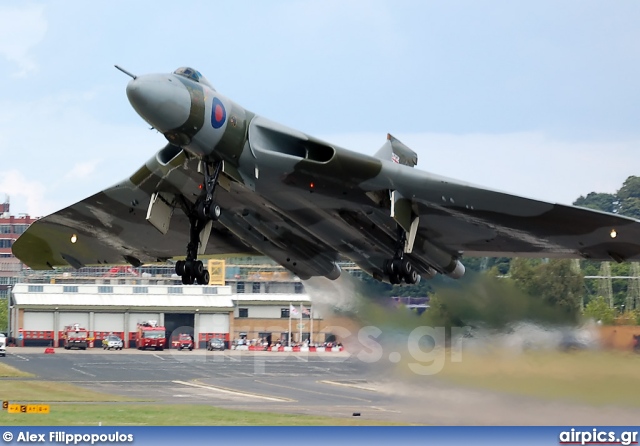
<box><xmin>374</xmin><ymin>133</ymin><xmax>418</xmax><ymax>167</ymax></box>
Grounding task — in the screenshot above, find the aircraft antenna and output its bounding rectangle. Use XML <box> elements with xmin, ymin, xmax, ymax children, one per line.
<box><xmin>114</xmin><ymin>65</ymin><xmax>137</xmax><ymax>79</ymax></box>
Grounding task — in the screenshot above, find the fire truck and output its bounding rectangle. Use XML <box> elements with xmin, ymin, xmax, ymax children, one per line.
<box><xmin>171</xmin><ymin>333</ymin><xmax>194</xmax><ymax>351</ymax></box>
<box><xmin>63</xmin><ymin>324</ymin><xmax>88</xmax><ymax>350</ymax></box>
<box><xmin>136</xmin><ymin>321</ymin><xmax>166</xmax><ymax>351</ymax></box>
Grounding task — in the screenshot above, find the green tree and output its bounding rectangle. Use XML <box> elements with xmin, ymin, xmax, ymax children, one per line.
<box><xmin>508</xmin><ymin>259</ymin><xmax>583</xmax><ymax>322</ymax></box>
<box><xmin>573</xmin><ymin>192</ymin><xmax>617</xmax><ymax>213</ymax></box>
<box><xmin>0</xmin><ymin>299</ymin><xmax>7</xmax><ymax>332</ymax></box>
<box><xmin>583</xmin><ymin>296</ymin><xmax>616</xmax><ymax>325</ymax></box>
<box><xmin>617</xmin><ymin>176</ymin><xmax>640</xmax><ymax>219</ymax></box>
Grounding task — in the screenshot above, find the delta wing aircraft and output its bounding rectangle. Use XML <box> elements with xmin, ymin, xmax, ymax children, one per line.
<box><xmin>12</xmin><ymin>66</ymin><xmax>640</xmax><ymax>285</ymax></box>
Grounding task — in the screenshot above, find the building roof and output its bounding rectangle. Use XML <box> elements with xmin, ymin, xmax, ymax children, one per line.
<box><xmin>11</xmin><ymin>283</ymin><xmax>311</xmax><ymax>311</ymax></box>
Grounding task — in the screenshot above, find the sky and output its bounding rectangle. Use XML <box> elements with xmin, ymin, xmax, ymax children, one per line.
<box><xmin>1</xmin><ymin>1</ymin><xmax>640</xmax><ymax>216</ymax></box>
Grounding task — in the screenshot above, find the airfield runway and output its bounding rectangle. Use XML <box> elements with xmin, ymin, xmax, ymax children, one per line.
<box><xmin>4</xmin><ymin>348</ymin><xmax>640</xmax><ymax>425</ymax></box>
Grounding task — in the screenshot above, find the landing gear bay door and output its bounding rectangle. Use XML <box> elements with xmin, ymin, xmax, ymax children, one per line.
<box><xmin>146</xmin><ymin>192</ymin><xmax>175</xmax><ymax>235</ymax></box>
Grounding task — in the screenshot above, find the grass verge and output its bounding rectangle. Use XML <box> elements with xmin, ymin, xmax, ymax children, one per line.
<box><xmin>435</xmin><ymin>349</ymin><xmax>640</xmax><ymax>407</ymax></box>
<box><xmin>0</xmin><ymin>363</ymin><xmax>34</xmax><ymax>378</ymax></box>
<box><xmin>0</xmin><ymin>381</ymin><xmax>140</xmax><ymax>403</ymax></box>
<box><xmin>0</xmin><ymin>404</ymin><xmax>403</xmax><ymax>426</ymax></box>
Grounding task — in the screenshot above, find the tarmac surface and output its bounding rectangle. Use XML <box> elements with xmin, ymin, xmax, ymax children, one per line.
<box><xmin>3</xmin><ymin>347</ymin><xmax>640</xmax><ymax>425</ymax></box>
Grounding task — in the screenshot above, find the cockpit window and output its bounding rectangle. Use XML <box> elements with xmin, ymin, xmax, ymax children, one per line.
<box><xmin>173</xmin><ymin>67</ymin><xmax>214</xmax><ymax>89</ymax></box>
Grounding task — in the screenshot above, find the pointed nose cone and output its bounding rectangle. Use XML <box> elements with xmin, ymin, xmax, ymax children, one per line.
<box><xmin>126</xmin><ymin>75</ymin><xmax>191</xmax><ymax>132</ymax></box>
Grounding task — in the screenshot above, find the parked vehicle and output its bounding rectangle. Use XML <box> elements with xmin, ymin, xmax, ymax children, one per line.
<box><xmin>0</xmin><ymin>334</ymin><xmax>6</xmax><ymax>357</ymax></box>
<box><xmin>103</xmin><ymin>334</ymin><xmax>124</xmax><ymax>350</ymax></box>
<box><xmin>207</xmin><ymin>338</ymin><xmax>225</xmax><ymax>351</ymax></box>
<box><xmin>172</xmin><ymin>333</ymin><xmax>193</xmax><ymax>351</ymax></box>
<box><xmin>136</xmin><ymin>321</ymin><xmax>166</xmax><ymax>351</ymax></box>
<box><xmin>63</xmin><ymin>324</ymin><xmax>88</xmax><ymax>350</ymax></box>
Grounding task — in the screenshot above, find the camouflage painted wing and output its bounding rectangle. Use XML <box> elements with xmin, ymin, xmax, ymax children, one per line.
<box><xmin>12</xmin><ymin>144</ymin><xmax>256</xmax><ymax>270</ymax></box>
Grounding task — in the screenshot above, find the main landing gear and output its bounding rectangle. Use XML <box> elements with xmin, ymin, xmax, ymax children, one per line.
<box><xmin>175</xmin><ymin>161</ymin><xmax>222</xmax><ymax>285</ymax></box>
<box><xmin>382</xmin><ymin>226</ymin><xmax>419</xmax><ymax>285</ymax></box>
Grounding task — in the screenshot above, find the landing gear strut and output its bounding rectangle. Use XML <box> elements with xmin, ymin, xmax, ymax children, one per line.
<box><xmin>383</xmin><ymin>226</ymin><xmax>419</xmax><ymax>285</ymax></box>
<box><xmin>175</xmin><ymin>161</ymin><xmax>222</xmax><ymax>285</ymax></box>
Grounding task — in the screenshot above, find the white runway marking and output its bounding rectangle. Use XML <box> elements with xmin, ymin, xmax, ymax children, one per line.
<box><xmin>320</xmin><ymin>380</ymin><xmax>377</xmax><ymax>392</ymax></box>
<box><xmin>152</xmin><ymin>354</ymin><xmax>165</xmax><ymax>361</ymax></box>
<box><xmin>255</xmin><ymin>379</ymin><xmax>372</xmax><ymax>403</ymax></box>
<box><xmin>12</xmin><ymin>355</ymin><xmax>29</xmax><ymax>361</ymax></box>
<box><xmin>71</xmin><ymin>368</ymin><xmax>96</xmax><ymax>377</ymax></box>
<box><xmin>172</xmin><ymin>380</ymin><xmax>293</xmax><ymax>402</ymax></box>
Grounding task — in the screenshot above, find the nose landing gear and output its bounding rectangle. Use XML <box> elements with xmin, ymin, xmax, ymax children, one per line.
<box><xmin>176</xmin><ymin>160</ymin><xmax>222</xmax><ymax>285</ymax></box>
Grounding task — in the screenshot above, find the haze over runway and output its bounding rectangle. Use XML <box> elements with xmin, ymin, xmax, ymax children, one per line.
<box><xmin>5</xmin><ymin>349</ymin><xmax>640</xmax><ymax>425</ymax></box>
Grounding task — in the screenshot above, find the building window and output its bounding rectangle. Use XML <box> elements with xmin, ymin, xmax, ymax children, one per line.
<box><xmin>133</xmin><ymin>286</ymin><xmax>148</xmax><ymax>294</ymax></box>
<box><xmin>294</xmin><ymin>282</ymin><xmax>304</xmax><ymax>294</ymax></box>
<box><xmin>0</xmin><ymin>239</ymin><xmax>13</xmax><ymax>248</ymax></box>
<box><xmin>0</xmin><ymin>225</ymin><xmax>10</xmax><ymax>234</ymax></box>
<box><xmin>12</xmin><ymin>225</ymin><xmax>28</xmax><ymax>234</ymax></box>
<box><xmin>98</xmin><ymin>286</ymin><xmax>113</xmax><ymax>293</ymax></box>
<box><xmin>236</xmin><ymin>282</ymin><xmax>245</xmax><ymax>293</ymax></box>
<box><xmin>63</xmin><ymin>286</ymin><xmax>78</xmax><ymax>293</ymax></box>
<box><xmin>27</xmin><ymin>285</ymin><xmax>43</xmax><ymax>293</ymax></box>
<box><xmin>0</xmin><ymin>262</ymin><xmax>20</xmax><ymax>272</ymax></box>
<box><xmin>167</xmin><ymin>287</ymin><xmax>183</xmax><ymax>294</ymax></box>
<box><xmin>238</xmin><ymin>308</ymin><xmax>248</xmax><ymax>318</ymax></box>
<box><xmin>280</xmin><ymin>308</ymin><xmax>290</xmax><ymax>318</ymax></box>
<box><xmin>252</xmin><ymin>282</ymin><xmax>260</xmax><ymax>293</ymax></box>
<box><xmin>0</xmin><ymin>289</ymin><xmax>8</xmax><ymax>298</ymax></box>
<box><xmin>203</xmin><ymin>287</ymin><xmax>217</xmax><ymax>295</ymax></box>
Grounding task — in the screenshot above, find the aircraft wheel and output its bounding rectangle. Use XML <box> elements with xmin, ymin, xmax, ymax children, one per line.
<box><xmin>400</xmin><ymin>258</ymin><xmax>413</xmax><ymax>276</ymax></box>
<box><xmin>405</xmin><ymin>269</ymin><xmax>419</xmax><ymax>284</ymax></box>
<box><xmin>181</xmin><ymin>274</ymin><xmax>193</xmax><ymax>285</ymax></box>
<box><xmin>175</xmin><ymin>260</ymin><xmax>186</xmax><ymax>276</ymax></box>
<box><xmin>383</xmin><ymin>259</ymin><xmax>392</xmax><ymax>275</ymax></box>
<box><xmin>389</xmin><ymin>272</ymin><xmax>402</xmax><ymax>285</ymax></box>
<box><xmin>197</xmin><ymin>270</ymin><xmax>210</xmax><ymax>285</ymax></box>
<box><xmin>391</xmin><ymin>259</ymin><xmax>403</xmax><ymax>274</ymax></box>
<box><xmin>193</xmin><ymin>260</ymin><xmax>204</xmax><ymax>276</ymax></box>
<box><xmin>209</xmin><ymin>203</ymin><xmax>221</xmax><ymax>220</ymax></box>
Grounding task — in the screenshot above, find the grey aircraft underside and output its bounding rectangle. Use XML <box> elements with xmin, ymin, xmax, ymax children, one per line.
<box><xmin>12</xmin><ymin>66</ymin><xmax>640</xmax><ymax>285</ymax></box>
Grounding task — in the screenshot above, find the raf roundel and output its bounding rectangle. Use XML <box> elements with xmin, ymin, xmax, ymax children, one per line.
<box><xmin>211</xmin><ymin>97</ymin><xmax>226</xmax><ymax>129</ymax></box>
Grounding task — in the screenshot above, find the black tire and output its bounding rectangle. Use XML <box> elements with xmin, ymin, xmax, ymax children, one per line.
<box><xmin>197</xmin><ymin>270</ymin><xmax>210</xmax><ymax>285</ymax></box>
<box><xmin>400</xmin><ymin>258</ymin><xmax>413</xmax><ymax>276</ymax></box>
<box><xmin>209</xmin><ymin>203</ymin><xmax>221</xmax><ymax>220</ymax></box>
<box><xmin>193</xmin><ymin>260</ymin><xmax>204</xmax><ymax>276</ymax></box>
<box><xmin>383</xmin><ymin>259</ymin><xmax>392</xmax><ymax>275</ymax></box>
<box><xmin>405</xmin><ymin>269</ymin><xmax>419</xmax><ymax>284</ymax></box>
<box><xmin>175</xmin><ymin>260</ymin><xmax>186</xmax><ymax>276</ymax></box>
<box><xmin>181</xmin><ymin>274</ymin><xmax>193</xmax><ymax>285</ymax></box>
<box><xmin>389</xmin><ymin>273</ymin><xmax>402</xmax><ymax>285</ymax></box>
<box><xmin>197</xmin><ymin>201</ymin><xmax>207</xmax><ymax>221</ymax></box>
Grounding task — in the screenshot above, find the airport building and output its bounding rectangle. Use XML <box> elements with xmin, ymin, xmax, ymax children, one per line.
<box><xmin>0</xmin><ymin>197</ymin><xmax>36</xmax><ymax>300</ymax></box>
<box><xmin>9</xmin><ymin>282</ymin><xmax>350</xmax><ymax>349</ymax></box>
